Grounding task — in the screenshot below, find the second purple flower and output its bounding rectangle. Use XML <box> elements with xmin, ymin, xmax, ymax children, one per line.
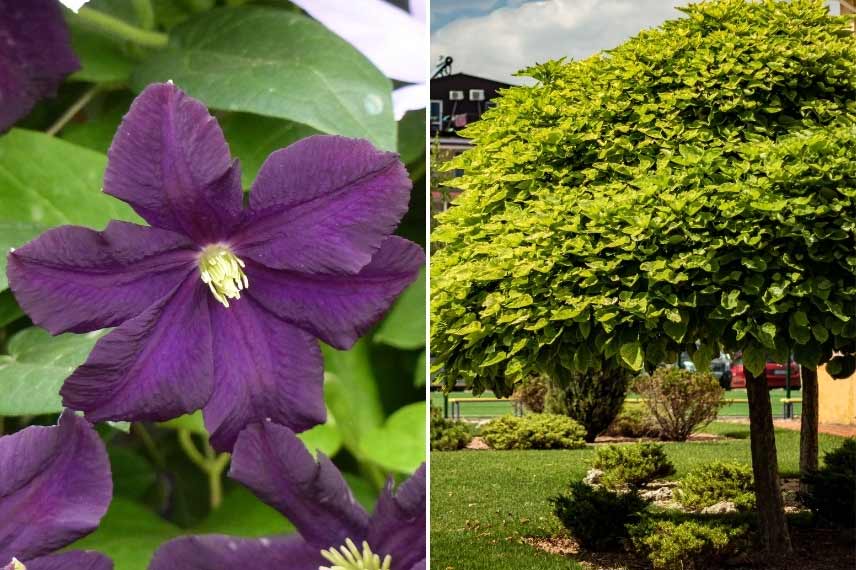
<box><xmin>8</xmin><ymin>82</ymin><xmax>424</xmax><ymax>451</ymax></box>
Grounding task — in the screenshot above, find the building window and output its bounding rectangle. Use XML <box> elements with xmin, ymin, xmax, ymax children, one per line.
<box><xmin>448</xmin><ymin>90</ymin><xmax>464</xmax><ymax>100</ymax></box>
<box><xmin>430</xmin><ymin>100</ymin><xmax>443</xmax><ymax>131</ymax></box>
<box><xmin>469</xmin><ymin>89</ymin><xmax>485</xmax><ymax>101</ymax></box>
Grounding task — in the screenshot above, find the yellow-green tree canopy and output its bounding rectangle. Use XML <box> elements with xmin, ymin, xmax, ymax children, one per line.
<box><xmin>431</xmin><ymin>0</ymin><xmax>856</xmax><ymax>396</ymax></box>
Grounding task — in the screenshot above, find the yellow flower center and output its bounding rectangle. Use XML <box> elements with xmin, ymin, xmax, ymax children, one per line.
<box><xmin>198</xmin><ymin>245</ymin><xmax>248</xmax><ymax>308</ymax></box>
<box><xmin>320</xmin><ymin>538</ymin><xmax>391</xmax><ymax>570</ymax></box>
<box><xmin>5</xmin><ymin>559</ymin><xmax>26</xmax><ymax>570</ymax></box>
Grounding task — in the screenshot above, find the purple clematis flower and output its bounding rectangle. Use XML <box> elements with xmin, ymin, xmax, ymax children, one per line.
<box><xmin>150</xmin><ymin>421</ymin><xmax>426</xmax><ymax>570</ymax></box>
<box><xmin>7</xmin><ymin>82</ymin><xmax>424</xmax><ymax>451</ymax></box>
<box><xmin>0</xmin><ymin>0</ymin><xmax>80</xmax><ymax>132</ymax></box>
<box><xmin>0</xmin><ymin>410</ymin><xmax>113</xmax><ymax>570</ymax></box>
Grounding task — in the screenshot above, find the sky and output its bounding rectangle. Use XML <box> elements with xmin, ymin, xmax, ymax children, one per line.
<box><xmin>430</xmin><ymin>0</ymin><xmax>695</xmax><ymax>84</ymax></box>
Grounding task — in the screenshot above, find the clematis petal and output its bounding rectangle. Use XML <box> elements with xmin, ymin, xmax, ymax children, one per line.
<box><xmin>0</xmin><ymin>0</ymin><xmax>79</xmax><ymax>131</ymax></box>
<box><xmin>202</xmin><ymin>298</ymin><xmax>325</xmax><ymax>452</ymax></box>
<box><xmin>366</xmin><ymin>464</ymin><xmax>426</xmax><ymax>570</ymax></box>
<box><xmin>7</xmin><ymin>221</ymin><xmax>196</xmax><ymax>335</ymax></box>
<box><xmin>289</xmin><ymin>0</ymin><xmax>427</xmax><ymax>84</ymax></box>
<box><xmin>230</xmin><ymin>422</ymin><xmax>370</xmax><ymax>549</ymax></box>
<box><xmin>246</xmin><ymin>236</ymin><xmax>424</xmax><ymax>350</ymax></box>
<box><xmin>60</xmin><ymin>275</ymin><xmax>214</xmax><ymax>423</ymax></box>
<box><xmin>409</xmin><ymin>559</ymin><xmax>427</xmax><ymax>570</ymax></box>
<box><xmin>0</xmin><ymin>411</ymin><xmax>112</xmax><ymax>563</ymax></box>
<box><xmin>234</xmin><ymin>135</ymin><xmax>411</xmax><ymax>275</ymax></box>
<box><xmin>393</xmin><ymin>83</ymin><xmax>427</xmax><ymax>119</ymax></box>
<box><xmin>104</xmin><ymin>83</ymin><xmax>243</xmax><ymax>243</ymax></box>
<box><xmin>150</xmin><ymin>534</ymin><xmax>318</xmax><ymax>570</ymax></box>
<box><xmin>24</xmin><ymin>551</ymin><xmax>112</xmax><ymax>570</ymax></box>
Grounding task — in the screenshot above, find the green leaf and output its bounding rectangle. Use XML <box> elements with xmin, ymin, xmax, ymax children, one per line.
<box><xmin>359</xmin><ymin>402</ymin><xmax>425</xmax><ymax>474</ymax></box>
<box><xmin>194</xmin><ymin>487</ymin><xmax>294</xmax><ymax>537</ymax></box>
<box><xmin>0</xmin><ymin>328</ymin><xmax>105</xmax><ymax>416</ymax></box>
<box><xmin>811</xmin><ymin>324</ymin><xmax>829</xmax><ymax>343</ymax></box>
<box><xmin>298</xmin><ymin>418</ymin><xmax>343</xmax><ymax>458</ymax></box>
<box><xmin>68</xmin><ymin>21</ymin><xmax>135</xmax><ymax>84</ymax></box>
<box><xmin>0</xmin><ymin>290</ymin><xmax>23</xmax><ymax>327</ymax></box>
<box><xmin>414</xmin><ymin>350</ymin><xmax>426</xmax><ymax>387</ymax></box>
<box><xmin>374</xmin><ymin>268</ymin><xmax>425</xmax><ymax>349</ymax></box>
<box><xmin>71</xmin><ymin>498</ymin><xmax>181</xmax><ymax>570</ymax></box>
<box><xmin>788</xmin><ymin>313</ymin><xmax>811</xmax><ymax>345</ymax></box>
<box><xmin>398</xmin><ymin>110</ymin><xmax>426</xmax><ymax>166</ymax></box>
<box><xmin>619</xmin><ymin>341</ymin><xmax>644</xmax><ymax>371</ymax></box>
<box><xmin>219</xmin><ymin>113</ymin><xmax>319</xmax><ymax>189</ymax></box>
<box><xmin>109</xmin><ymin>447</ymin><xmax>157</xmax><ymax>501</ymax></box>
<box><xmin>0</xmin><ymin>222</ymin><xmax>42</xmax><ymax>291</ymax></box>
<box><xmin>323</xmin><ymin>340</ymin><xmax>384</xmax><ymax>457</ymax></box>
<box><xmin>133</xmin><ymin>6</ymin><xmax>396</xmax><ymax>150</ymax></box>
<box><xmin>743</xmin><ymin>343</ymin><xmax>766</xmax><ymax>377</ymax></box>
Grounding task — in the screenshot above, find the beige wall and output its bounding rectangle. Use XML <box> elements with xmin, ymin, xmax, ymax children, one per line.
<box><xmin>818</xmin><ymin>365</ymin><xmax>856</xmax><ymax>425</ymax></box>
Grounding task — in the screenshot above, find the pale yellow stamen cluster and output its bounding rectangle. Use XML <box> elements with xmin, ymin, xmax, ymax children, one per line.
<box><xmin>320</xmin><ymin>538</ymin><xmax>391</xmax><ymax>570</ymax></box>
<box><xmin>198</xmin><ymin>245</ymin><xmax>248</xmax><ymax>308</ymax></box>
<box><xmin>6</xmin><ymin>558</ymin><xmax>26</xmax><ymax>570</ymax></box>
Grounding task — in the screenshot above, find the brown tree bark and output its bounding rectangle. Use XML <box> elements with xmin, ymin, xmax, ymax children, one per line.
<box><xmin>799</xmin><ymin>367</ymin><xmax>819</xmax><ymax>495</ymax></box>
<box><xmin>745</xmin><ymin>368</ymin><xmax>792</xmax><ymax>553</ymax></box>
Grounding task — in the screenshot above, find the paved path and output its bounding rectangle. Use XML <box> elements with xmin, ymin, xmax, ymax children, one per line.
<box><xmin>773</xmin><ymin>419</ymin><xmax>856</xmax><ymax>437</ymax></box>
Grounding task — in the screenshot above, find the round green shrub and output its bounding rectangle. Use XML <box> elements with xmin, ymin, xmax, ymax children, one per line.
<box><xmin>592</xmin><ymin>443</ymin><xmax>676</xmax><ymax>489</ymax></box>
<box><xmin>431</xmin><ymin>0</ymin><xmax>856</xmax><ymax>396</ymax></box>
<box><xmin>629</xmin><ymin>519</ymin><xmax>748</xmax><ymax>570</ymax></box>
<box><xmin>481</xmin><ymin>413</ymin><xmax>586</xmax><ymax>450</ymax></box>
<box><xmin>678</xmin><ymin>461</ymin><xmax>755</xmax><ymax>511</ymax></box>
<box><xmin>605</xmin><ymin>404</ymin><xmax>660</xmax><ymax>438</ymax></box>
<box><xmin>551</xmin><ymin>480</ymin><xmax>648</xmax><ymax>551</ymax></box>
<box><xmin>802</xmin><ymin>438</ymin><xmax>856</xmax><ymax>527</ymax></box>
<box><xmin>633</xmin><ymin>367</ymin><xmax>723</xmax><ymax>441</ymax></box>
<box><xmin>545</xmin><ymin>369</ymin><xmax>630</xmax><ymax>442</ymax></box>
<box><xmin>430</xmin><ymin>407</ymin><xmax>473</xmax><ymax>451</ymax></box>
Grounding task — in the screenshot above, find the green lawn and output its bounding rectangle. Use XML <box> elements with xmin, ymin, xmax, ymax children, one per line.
<box><xmin>429</xmin><ymin>423</ymin><xmax>845</xmax><ymax>570</ymax></box>
<box><xmin>430</xmin><ymin>389</ymin><xmax>802</xmax><ymax>419</ymax></box>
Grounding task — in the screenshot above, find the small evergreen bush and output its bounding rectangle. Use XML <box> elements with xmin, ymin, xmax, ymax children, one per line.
<box><xmin>481</xmin><ymin>413</ymin><xmax>586</xmax><ymax>450</ymax></box>
<box><xmin>629</xmin><ymin>519</ymin><xmax>748</xmax><ymax>570</ymax></box>
<box><xmin>545</xmin><ymin>369</ymin><xmax>630</xmax><ymax>442</ymax></box>
<box><xmin>802</xmin><ymin>438</ymin><xmax>856</xmax><ymax>527</ymax></box>
<box><xmin>605</xmin><ymin>404</ymin><xmax>660</xmax><ymax>438</ymax></box>
<box><xmin>551</xmin><ymin>480</ymin><xmax>648</xmax><ymax>551</ymax></box>
<box><xmin>430</xmin><ymin>407</ymin><xmax>473</xmax><ymax>451</ymax></box>
<box><xmin>678</xmin><ymin>461</ymin><xmax>755</xmax><ymax>511</ymax></box>
<box><xmin>512</xmin><ymin>375</ymin><xmax>548</xmax><ymax>413</ymax></box>
<box><xmin>633</xmin><ymin>368</ymin><xmax>723</xmax><ymax>441</ymax></box>
<box><xmin>592</xmin><ymin>443</ymin><xmax>675</xmax><ymax>489</ymax></box>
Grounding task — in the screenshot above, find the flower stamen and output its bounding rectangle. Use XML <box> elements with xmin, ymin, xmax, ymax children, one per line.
<box><xmin>3</xmin><ymin>558</ymin><xmax>26</xmax><ymax>570</ymax></box>
<box><xmin>319</xmin><ymin>538</ymin><xmax>391</xmax><ymax>570</ymax></box>
<box><xmin>198</xmin><ymin>245</ymin><xmax>248</xmax><ymax>308</ymax></box>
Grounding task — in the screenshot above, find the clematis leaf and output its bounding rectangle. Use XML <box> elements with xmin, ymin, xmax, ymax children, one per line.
<box><xmin>219</xmin><ymin>113</ymin><xmax>319</xmax><ymax>189</ymax></box>
<box><xmin>68</xmin><ymin>20</ymin><xmax>135</xmax><ymax>84</ymax></box>
<box><xmin>132</xmin><ymin>6</ymin><xmax>397</xmax><ymax>150</ymax></box>
<box><xmin>0</xmin><ymin>327</ymin><xmax>105</xmax><ymax>416</ymax></box>
<box><xmin>0</xmin><ymin>289</ymin><xmax>23</xmax><ymax>327</ymax></box>
<box><xmin>71</xmin><ymin>498</ymin><xmax>182</xmax><ymax>570</ymax></box>
<box><xmin>359</xmin><ymin>402</ymin><xmax>426</xmax><ymax>474</ymax></box>
<box><xmin>0</xmin><ymin>130</ymin><xmax>139</xmax><ymax>290</ymax></box>
<box><xmin>193</xmin><ymin>487</ymin><xmax>294</xmax><ymax>538</ymax></box>
<box><xmin>375</xmin><ymin>268</ymin><xmax>426</xmax><ymax>349</ymax></box>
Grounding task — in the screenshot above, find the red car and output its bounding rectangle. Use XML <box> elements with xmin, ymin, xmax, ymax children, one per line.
<box><xmin>729</xmin><ymin>356</ymin><xmax>801</xmax><ymax>389</ymax></box>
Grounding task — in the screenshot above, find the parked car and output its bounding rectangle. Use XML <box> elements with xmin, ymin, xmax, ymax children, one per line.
<box><xmin>677</xmin><ymin>352</ymin><xmax>733</xmax><ymax>389</ymax></box>
<box><xmin>728</xmin><ymin>355</ymin><xmax>801</xmax><ymax>390</ymax></box>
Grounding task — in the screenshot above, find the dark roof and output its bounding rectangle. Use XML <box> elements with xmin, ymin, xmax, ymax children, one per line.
<box><xmin>431</xmin><ymin>72</ymin><xmax>511</xmax><ymax>90</ymax></box>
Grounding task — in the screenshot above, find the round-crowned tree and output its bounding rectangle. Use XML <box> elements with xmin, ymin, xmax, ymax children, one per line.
<box><xmin>431</xmin><ymin>0</ymin><xmax>856</xmax><ymax>553</ymax></box>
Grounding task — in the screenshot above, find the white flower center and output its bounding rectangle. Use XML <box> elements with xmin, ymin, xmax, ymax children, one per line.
<box><xmin>320</xmin><ymin>538</ymin><xmax>391</xmax><ymax>570</ymax></box>
<box><xmin>198</xmin><ymin>245</ymin><xmax>248</xmax><ymax>308</ymax></box>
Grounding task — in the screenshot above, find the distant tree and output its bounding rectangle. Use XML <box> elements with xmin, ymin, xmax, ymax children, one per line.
<box><xmin>431</xmin><ymin>0</ymin><xmax>856</xmax><ymax>554</ymax></box>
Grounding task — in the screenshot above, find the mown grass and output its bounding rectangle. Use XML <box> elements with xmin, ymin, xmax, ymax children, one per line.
<box><xmin>429</xmin><ymin>423</ymin><xmax>846</xmax><ymax>570</ymax></box>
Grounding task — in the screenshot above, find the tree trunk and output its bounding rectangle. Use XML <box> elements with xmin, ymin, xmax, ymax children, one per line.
<box><xmin>799</xmin><ymin>367</ymin><xmax>819</xmax><ymax>495</ymax></box>
<box><xmin>745</xmin><ymin>368</ymin><xmax>792</xmax><ymax>553</ymax></box>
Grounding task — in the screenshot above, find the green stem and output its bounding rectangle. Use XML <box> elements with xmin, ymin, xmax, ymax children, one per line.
<box><xmin>361</xmin><ymin>461</ymin><xmax>387</xmax><ymax>493</ymax></box>
<box><xmin>75</xmin><ymin>7</ymin><xmax>168</xmax><ymax>48</ymax></box>
<box><xmin>46</xmin><ymin>85</ymin><xmax>100</xmax><ymax>136</ymax></box>
<box><xmin>178</xmin><ymin>429</ymin><xmax>230</xmax><ymax>510</ymax></box>
<box><xmin>134</xmin><ymin>423</ymin><xmax>166</xmax><ymax>469</ymax></box>
<box><xmin>131</xmin><ymin>0</ymin><xmax>155</xmax><ymax>30</ymax></box>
